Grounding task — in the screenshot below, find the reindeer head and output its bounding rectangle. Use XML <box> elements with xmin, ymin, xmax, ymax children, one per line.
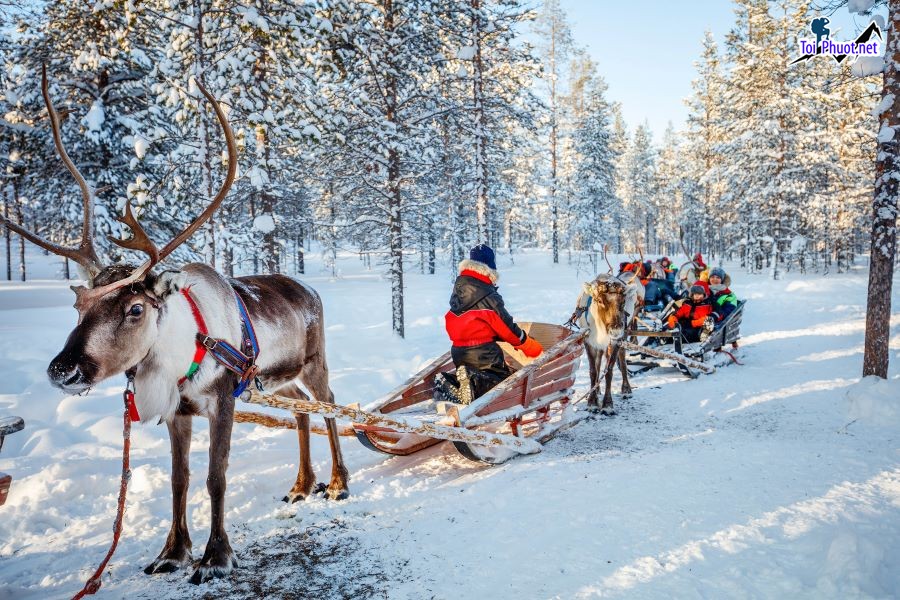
<box><xmin>583</xmin><ymin>276</ymin><xmax>628</xmax><ymax>340</ymax></box>
<box><xmin>2</xmin><ymin>66</ymin><xmax>236</xmax><ymax>394</ymax></box>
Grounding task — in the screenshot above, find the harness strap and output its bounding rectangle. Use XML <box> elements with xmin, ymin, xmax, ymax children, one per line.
<box><xmin>177</xmin><ymin>288</ymin><xmax>210</xmax><ymax>388</ymax></box>
<box><xmin>177</xmin><ymin>287</ymin><xmax>262</xmax><ymax>397</ymax></box>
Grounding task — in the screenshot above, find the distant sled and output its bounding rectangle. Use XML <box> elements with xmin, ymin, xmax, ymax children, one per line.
<box><xmin>626</xmin><ymin>300</ymin><xmax>747</xmax><ymax>379</ymax></box>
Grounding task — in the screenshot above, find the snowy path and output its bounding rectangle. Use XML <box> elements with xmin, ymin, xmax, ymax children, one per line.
<box><xmin>1</xmin><ymin>252</ymin><xmax>899</xmax><ymax>599</ymax></box>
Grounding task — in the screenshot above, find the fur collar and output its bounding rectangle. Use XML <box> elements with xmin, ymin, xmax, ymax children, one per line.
<box><xmin>458</xmin><ymin>259</ymin><xmax>500</xmax><ymax>284</ymax></box>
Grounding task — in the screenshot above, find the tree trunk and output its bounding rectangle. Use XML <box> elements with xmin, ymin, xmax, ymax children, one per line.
<box><xmin>550</xmin><ymin>16</ymin><xmax>559</xmax><ymax>264</ymax></box>
<box><xmin>472</xmin><ymin>0</ymin><xmax>490</xmax><ymax>243</ymax></box>
<box><xmin>194</xmin><ymin>0</ymin><xmax>215</xmax><ymax>269</ymax></box>
<box><xmin>4</xmin><ymin>189</ymin><xmax>11</xmax><ymax>281</ymax></box>
<box><xmin>385</xmin><ymin>0</ymin><xmax>404</xmax><ymax>338</ymax></box>
<box><xmin>863</xmin><ymin>0</ymin><xmax>900</xmax><ymax>378</ymax></box>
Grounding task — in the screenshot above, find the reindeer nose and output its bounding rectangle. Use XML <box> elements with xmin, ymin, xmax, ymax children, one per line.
<box><xmin>47</xmin><ymin>360</ymin><xmax>87</xmax><ymax>391</ymax></box>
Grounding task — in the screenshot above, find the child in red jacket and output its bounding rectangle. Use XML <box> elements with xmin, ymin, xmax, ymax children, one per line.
<box><xmin>667</xmin><ymin>284</ymin><xmax>715</xmax><ymax>343</ymax></box>
<box><xmin>437</xmin><ymin>244</ymin><xmax>542</xmax><ymax>404</ymax></box>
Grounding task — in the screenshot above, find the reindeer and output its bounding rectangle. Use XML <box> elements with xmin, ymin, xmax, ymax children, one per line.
<box><xmin>1</xmin><ymin>68</ymin><xmax>349</xmax><ymax>584</ymax></box>
<box><xmin>575</xmin><ymin>271</ymin><xmax>644</xmax><ymax>415</ymax></box>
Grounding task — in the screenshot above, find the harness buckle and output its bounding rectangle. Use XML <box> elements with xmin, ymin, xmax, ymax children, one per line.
<box><xmin>199</xmin><ymin>334</ymin><xmax>219</xmax><ymax>351</ymax></box>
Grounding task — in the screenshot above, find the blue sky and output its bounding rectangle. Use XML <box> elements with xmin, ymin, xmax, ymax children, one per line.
<box><xmin>560</xmin><ymin>0</ymin><xmax>882</xmax><ymax>142</ymax></box>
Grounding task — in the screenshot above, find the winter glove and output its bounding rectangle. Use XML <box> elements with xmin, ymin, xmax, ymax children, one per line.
<box><xmin>667</xmin><ymin>315</ymin><xmax>678</xmax><ymax>329</ymax></box>
<box><xmin>691</xmin><ymin>316</ymin><xmax>707</xmax><ymax>328</ymax></box>
<box><xmin>517</xmin><ymin>336</ymin><xmax>543</xmax><ymax>358</ymax></box>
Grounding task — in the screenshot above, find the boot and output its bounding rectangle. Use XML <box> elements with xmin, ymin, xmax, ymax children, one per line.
<box><xmin>456</xmin><ymin>365</ymin><xmax>474</xmax><ymax>406</ymax></box>
<box><xmin>433</xmin><ymin>372</ymin><xmax>462</xmax><ymax>404</ymax></box>
<box><xmin>700</xmin><ymin>316</ymin><xmax>715</xmax><ymax>342</ymax></box>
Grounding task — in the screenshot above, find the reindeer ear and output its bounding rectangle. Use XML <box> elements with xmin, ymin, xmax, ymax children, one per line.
<box><xmin>150</xmin><ymin>270</ymin><xmax>186</xmax><ymax>301</ymax></box>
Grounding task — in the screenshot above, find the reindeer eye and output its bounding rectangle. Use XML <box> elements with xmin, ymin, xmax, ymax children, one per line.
<box><xmin>128</xmin><ymin>304</ymin><xmax>144</xmax><ymax>317</ymax></box>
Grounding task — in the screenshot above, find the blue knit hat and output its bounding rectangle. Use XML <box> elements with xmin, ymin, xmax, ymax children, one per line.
<box><xmin>709</xmin><ymin>266</ymin><xmax>726</xmax><ymax>281</ymax></box>
<box><xmin>469</xmin><ymin>244</ymin><xmax>496</xmax><ymax>270</ymax></box>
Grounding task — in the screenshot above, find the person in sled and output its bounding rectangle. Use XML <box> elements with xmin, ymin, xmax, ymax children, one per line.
<box><xmin>678</xmin><ymin>252</ymin><xmax>708</xmax><ymax>292</ymax></box>
<box><xmin>436</xmin><ymin>244</ymin><xmax>543</xmax><ymax>405</ymax></box>
<box><xmin>667</xmin><ymin>283</ymin><xmax>715</xmax><ymax>343</ymax></box>
<box><xmin>708</xmin><ymin>266</ymin><xmax>738</xmax><ymax>327</ymax></box>
<box><xmin>660</xmin><ymin>256</ymin><xmax>678</xmax><ymax>282</ymax></box>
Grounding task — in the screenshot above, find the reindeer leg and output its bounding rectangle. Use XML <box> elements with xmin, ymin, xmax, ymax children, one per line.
<box><xmin>601</xmin><ymin>346</ymin><xmax>617</xmax><ymax>416</ymax></box>
<box><xmin>190</xmin><ymin>389</ymin><xmax>238</xmax><ymax>585</ymax></box>
<box><xmin>585</xmin><ymin>344</ymin><xmax>601</xmax><ymax>413</ymax></box>
<box><xmin>300</xmin><ymin>354</ymin><xmax>349</xmax><ymax>501</ymax></box>
<box><xmin>279</xmin><ymin>384</ymin><xmax>316</xmax><ymax>503</ymax></box>
<box><xmin>145</xmin><ymin>413</ymin><xmax>193</xmax><ymax>574</ymax></box>
<box><xmin>618</xmin><ymin>345</ymin><xmax>633</xmax><ymax>398</ymax></box>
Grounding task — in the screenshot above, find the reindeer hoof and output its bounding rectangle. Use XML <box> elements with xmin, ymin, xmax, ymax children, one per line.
<box><xmin>326</xmin><ymin>487</ymin><xmax>350</xmax><ymax>501</ymax></box>
<box><xmin>283</xmin><ymin>479</ymin><xmax>317</xmax><ymax>503</ymax></box>
<box><xmin>188</xmin><ymin>555</ymin><xmax>239</xmax><ymax>585</ymax></box>
<box><xmin>586</xmin><ymin>403</ymin><xmax>601</xmax><ymax>414</ymax></box>
<box><xmin>621</xmin><ymin>390</ymin><xmax>633</xmax><ymax>399</ymax></box>
<box><xmin>283</xmin><ymin>491</ymin><xmax>307</xmax><ymax>504</ymax></box>
<box><xmin>600</xmin><ymin>406</ymin><xmax>617</xmax><ymax>416</ymax></box>
<box><xmin>145</xmin><ymin>556</ymin><xmax>191</xmax><ymax>575</ymax></box>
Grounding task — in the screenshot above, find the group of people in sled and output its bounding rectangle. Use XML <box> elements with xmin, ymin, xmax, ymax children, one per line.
<box><xmin>434</xmin><ymin>244</ymin><xmax>739</xmax><ymax>406</ymax></box>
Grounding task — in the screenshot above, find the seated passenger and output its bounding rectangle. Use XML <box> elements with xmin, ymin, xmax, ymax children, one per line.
<box><xmin>437</xmin><ymin>244</ymin><xmax>543</xmax><ymax>405</ymax></box>
<box><xmin>667</xmin><ymin>283</ymin><xmax>714</xmax><ymax>343</ymax></box>
<box><xmin>678</xmin><ymin>252</ymin><xmax>708</xmax><ymax>292</ymax></box>
<box><xmin>660</xmin><ymin>256</ymin><xmax>678</xmax><ymax>282</ymax></box>
<box><xmin>708</xmin><ymin>267</ymin><xmax>738</xmax><ymax>326</ymax></box>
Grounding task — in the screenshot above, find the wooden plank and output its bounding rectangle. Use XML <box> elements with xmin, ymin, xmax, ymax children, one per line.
<box><xmin>247</xmin><ymin>390</ymin><xmax>542</xmax><ymax>454</ymax></box>
<box><xmin>463</xmin><ymin>391</ymin><xmax>568</xmax><ymax>426</ymax></box>
<box><xmin>459</xmin><ymin>330</ymin><xmax>587</xmax><ymax>422</ymax></box>
<box><xmin>620</xmin><ymin>340</ymin><xmax>715</xmax><ymax>374</ymax></box>
<box><xmin>525</xmin><ymin>376</ymin><xmax>576</xmax><ymax>405</ymax></box>
<box><xmin>362</xmin><ymin>351</ymin><xmax>452</xmax><ymax>413</ymax></box>
<box><xmin>0</xmin><ymin>473</ymin><xmax>10</xmax><ymax>507</ymax></box>
<box><xmin>530</xmin><ymin>359</ymin><xmax>578</xmax><ymax>388</ymax></box>
<box><xmin>233</xmin><ymin>410</ymin><xmax>355</xmax><ymax>436</ymax></box>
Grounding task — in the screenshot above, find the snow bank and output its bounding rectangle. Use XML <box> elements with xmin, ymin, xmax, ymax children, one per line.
<box><xmin>846</xmin><ymin>375</ymin><xmax>900</xmax><ymax>427</ymax></box>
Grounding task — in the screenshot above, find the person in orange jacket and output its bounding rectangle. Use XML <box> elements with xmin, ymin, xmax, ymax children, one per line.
<box><xmin>667</xmin><ymin>283</ymin><xmax>715</xmax><ymax>343</ymax></box>
<box><xmin>438</xmin><ymin>244</ymin><xmax>542</xmax><ymax>404</ymax></box>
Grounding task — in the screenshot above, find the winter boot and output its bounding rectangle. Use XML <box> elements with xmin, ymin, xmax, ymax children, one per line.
<box><xmin>433</xmin><ymin>372</ymin><xmax>462</xmax><ymax>404</ymax></box>
<box><xmin>456</xmin><ymin>365</ymin><xmax>475</xmax><ymax>406</ymax></box>
<box><xmin>700</xmin><ymin>316</ymin><xmax>715</xmax><ymax>342</ymax></box>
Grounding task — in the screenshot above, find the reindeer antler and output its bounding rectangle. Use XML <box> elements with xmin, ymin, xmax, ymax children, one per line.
<box><xmin>603</xmin><ymin>243</ymin><xmax>613</xmax><ymax>275</ymax></box>
<box><xmin>0</xmin><ymin>65</ymin><xmax>103</xmax><ymax>277</ymax></box>
<box><xmin>72</xmin><ymin>78</ymin><xmax>237</xmax><ymax>311</ymax></box>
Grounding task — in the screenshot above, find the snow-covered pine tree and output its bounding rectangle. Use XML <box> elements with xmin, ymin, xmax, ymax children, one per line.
<box><xmin>621</xmin><ymin>122</ymin><xmax>657</xmax><ymax>253</ymax></box>
<box><xmin>570</xmin><ymin>66</ymin><xmax>616</xmax><ymax>270</ymax></box>
<box><xmin>683</xmin><ymin>30</ymin><xmax>727</xmax><ymax>257</ymax></box>
<box><xmin>533</xmin><ymin>0</ymin><xmax>573</xmax><ymax>264</ymax></box>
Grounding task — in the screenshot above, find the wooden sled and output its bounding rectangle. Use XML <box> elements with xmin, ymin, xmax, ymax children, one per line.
<box><xmin>0</xmin><ymin>416</ymin><xmax>25</xmax><ymax>506</ymax></box>
<box><xmin>626</xmin><ymin>300</ymin><xmax>747</xmax><ymax>378</ymax></box>
<box><xmin>244</xmin><ymin>323</ymin><xmax>586</xmax><ymax>465</ymax></box>
<box><xmin>353</xmin><ymin>322</ymin><xmax>586</xmax><ymax>464</ymax></box>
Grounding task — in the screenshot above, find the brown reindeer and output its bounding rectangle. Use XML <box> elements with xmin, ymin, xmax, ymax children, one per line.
<box><xmin>576</xmin><ymin>272</ymin><xmax>644</xmax><ymax>415</ymax></box>
<box><xmin>1</xmin><ymin>68</ymin><xmax>349</xmax><ymax>584</ymax></box>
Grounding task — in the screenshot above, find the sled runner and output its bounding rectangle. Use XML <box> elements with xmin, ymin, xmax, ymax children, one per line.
<box><xmin>244</xmin><ymin>323</ymin><xmax>586</xmax><ymax>465</ymax></box>
<box><xmin>0</xmin><ymin>416</ymin><xmax>25</xmax><ymax>506</ymax></box>
<box><xmin>626</xmin><ymin>300</ymin><xmax>747</xmax><ymax>378</ymax></box>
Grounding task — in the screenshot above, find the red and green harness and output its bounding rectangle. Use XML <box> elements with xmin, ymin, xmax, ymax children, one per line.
<box><xmin>126</xmin><ymin>286</ymin><xmax>261</xmax><ymax>422</ymax></box>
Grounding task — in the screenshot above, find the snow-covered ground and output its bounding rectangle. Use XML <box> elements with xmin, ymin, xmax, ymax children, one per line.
<box><xmin>1</xmin><ymin>249</ymin><xmax>899</xmax><ymax>599</ymax></box>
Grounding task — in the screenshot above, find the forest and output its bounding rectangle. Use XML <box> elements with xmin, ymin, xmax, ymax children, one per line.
<box><xmin>0</xmin><ymin>0</ymin><xmax>881</xmax><ymax>337</ymax></box>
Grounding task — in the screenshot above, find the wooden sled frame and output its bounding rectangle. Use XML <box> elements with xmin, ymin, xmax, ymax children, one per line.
<box><xmin>0</xmin><ymin>416</ymin><xmax>25</xmax><ymax>506</ymax></box>
<box><xmin>245</xmin><ymin>323</ymin><xmax>587</xmax><ymax>465</ymax></box>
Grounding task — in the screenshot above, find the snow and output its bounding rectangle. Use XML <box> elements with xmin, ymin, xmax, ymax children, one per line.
<box><xmin>1</xmin><ymin>250</ymin><xmax>899</xmax><ymax>598</ymax></box>
<box><xmin>252</xmin><ymin>214</ymin><xmax>276</xmax><ymax>233</ymax></box>
<box><xmin>851</xmin><ymin>56</ymin><xmax>884</xmax><ymax>77</ymax></box>
<box><xmin>84</xmin><ymin>99</ymin><xmax>105</xmax><ymax>133</ymax></box>
<box><xmin>848</xmin><ymin>0</ymin><xmax>877</xmax><ymax>14</ymax></box>
<box><xmin>877</xmin><ymin>125</ymin><xmax>895</xmax><ymax>143</ymax></box>
<box><xmin>456</xmin><ymin>46</ymin><xmax>476</xmax><ymax>60</ymax></box>
<box><xmin>133</xmin><ymin>135</ymin><xmax>149</xmax><ymax>159</ymax></box>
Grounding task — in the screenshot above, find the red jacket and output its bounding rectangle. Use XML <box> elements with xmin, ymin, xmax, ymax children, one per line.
<box><xmin>445</xmin><ymin>268</ymin><xmax>526</xmax><ymax>348</ymax></box>
<box><xmin>673</xmin><ymin>298</ymin><xmax>713</xmax><ymax>326</ymax></box>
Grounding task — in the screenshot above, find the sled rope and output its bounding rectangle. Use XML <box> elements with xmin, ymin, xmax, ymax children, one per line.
<box><xmin>716</xmin><ymin>348</ymin><xmax>744</xmax><ymax>365</ymax></box>
<box><xmin>72</xmin><ymin>381</ymin><xmax>133</xmax><ymax>599</ymax></box>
